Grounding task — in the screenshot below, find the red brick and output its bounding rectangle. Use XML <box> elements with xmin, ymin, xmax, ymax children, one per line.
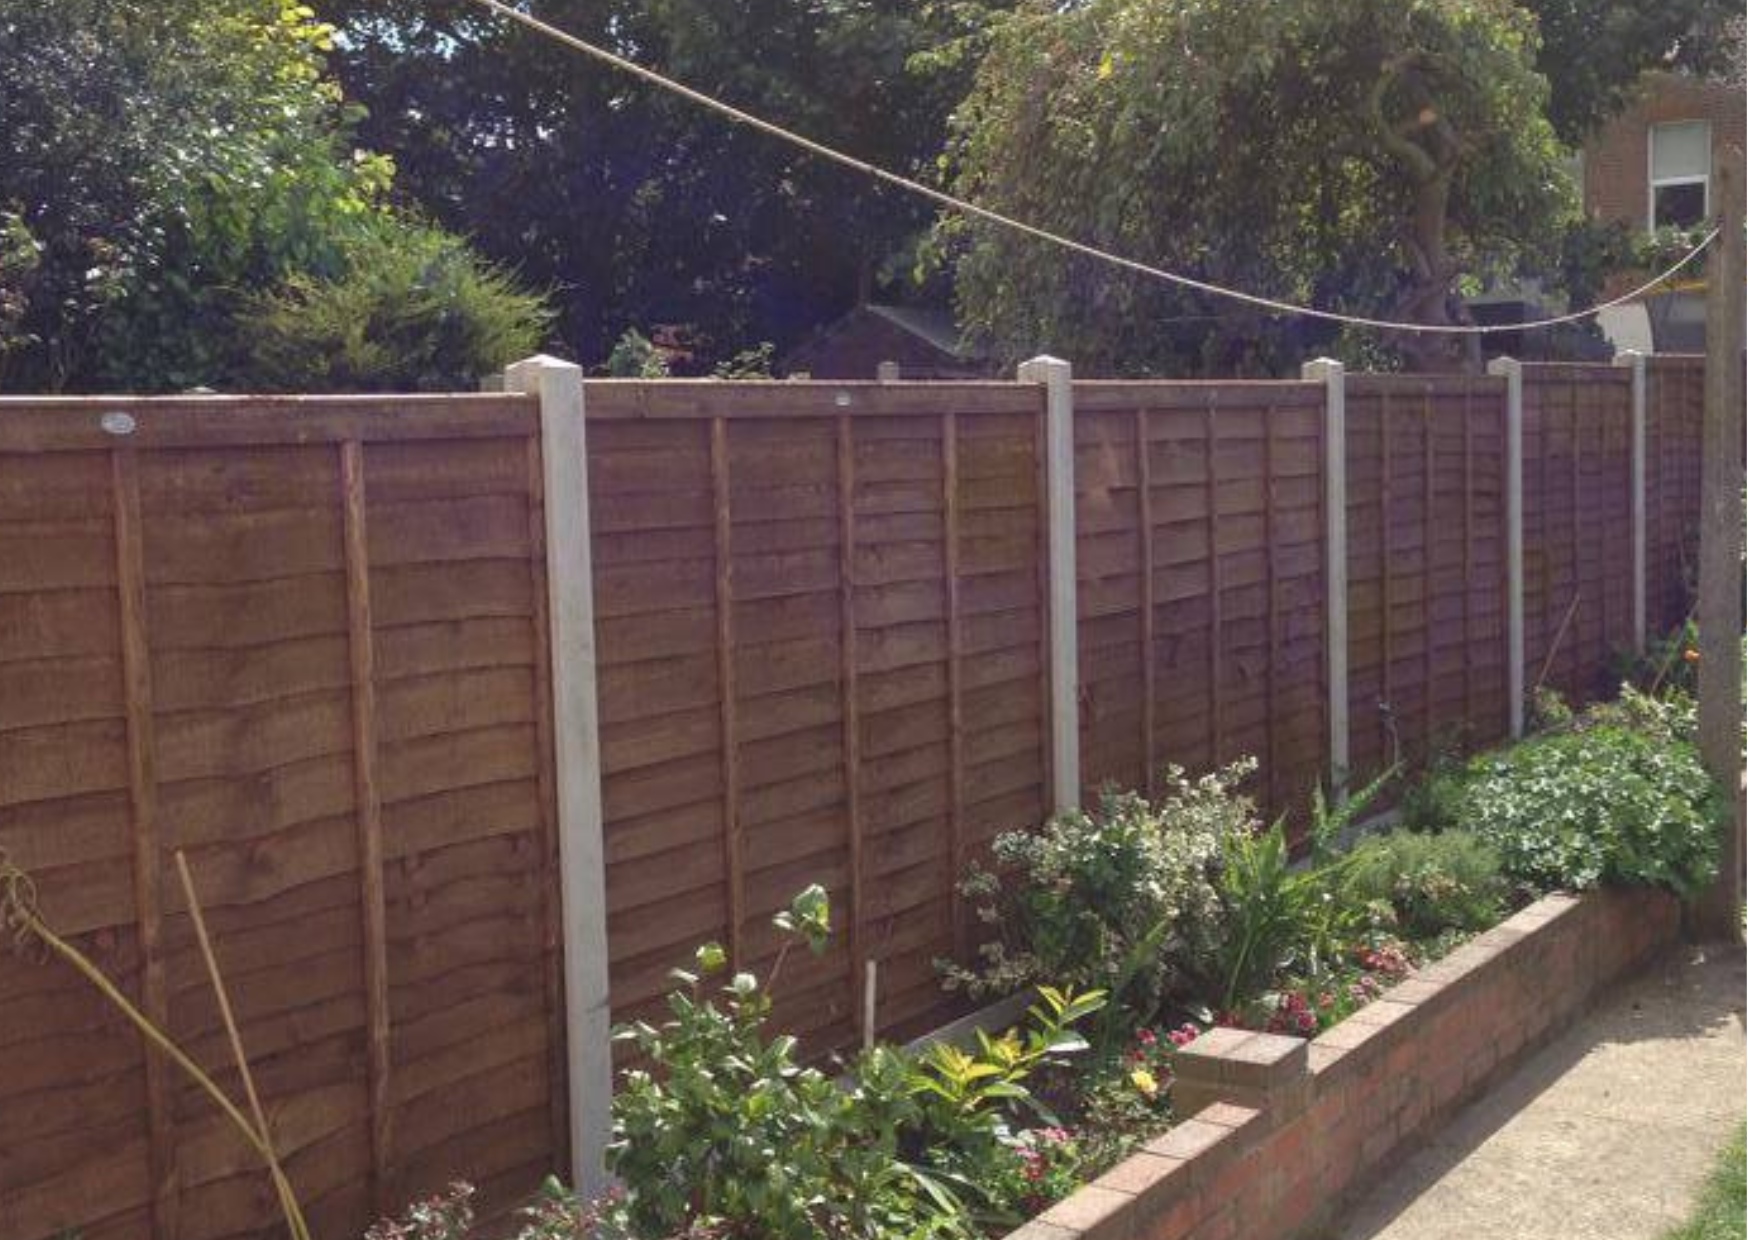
<box><xmin>1037</xmin><ymin>1185</ymin><xmax>1133</xmax><ymax>1240</ymax></box>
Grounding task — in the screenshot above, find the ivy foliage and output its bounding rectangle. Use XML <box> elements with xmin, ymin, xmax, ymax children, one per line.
<box><xmin>1422</xmin><ymin>689</ymin><xmax>1724</xmax><ymax>898</ymax></box>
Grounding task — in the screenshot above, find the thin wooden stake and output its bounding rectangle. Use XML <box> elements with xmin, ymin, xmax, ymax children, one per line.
<box><xmin>1533</xmin><ymin>590</ymin><xmax>1583</xmax><ymax>694</ymax></box>
<box><xmin>340</xmin><ymin>441</ymin><xmax>393</xmax><ymax>1215</ymax></box>
<box><xmin>174</xmin><ymin>851</ymin><xmax>312</xmax><ymax>1240</ymax></box>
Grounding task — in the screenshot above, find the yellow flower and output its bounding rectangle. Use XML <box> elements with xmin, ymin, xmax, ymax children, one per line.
<box><xmin>1130</xmin><ymin>1067</ymin><xmax>1159</xmax><ymax>1100</ymax></box>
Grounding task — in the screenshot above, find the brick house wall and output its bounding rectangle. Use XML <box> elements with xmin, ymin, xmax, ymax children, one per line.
<box><xmin>1583</xmin><ymin>72</ymin><xmax>1746</xmax><ymax>229</ymax></box>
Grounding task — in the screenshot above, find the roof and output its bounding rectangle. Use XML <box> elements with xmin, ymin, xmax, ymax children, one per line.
<box><xmin>862</xmin><ymin>304</ymin><xmax>967</xmax><ymax>357</ymax></box>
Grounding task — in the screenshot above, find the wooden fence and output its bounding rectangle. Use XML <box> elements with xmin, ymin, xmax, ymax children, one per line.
<box><xmin>0</xmin><ymin>398</ymin><xmax>566</xmax><ymax>1240</ymax></box>
<box><xmin>0</xmin><ymin>353</ymin><xmax>1706</xmax><ymax>1240</ymax></box>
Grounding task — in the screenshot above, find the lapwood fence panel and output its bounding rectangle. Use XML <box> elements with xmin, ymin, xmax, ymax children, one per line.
<box><xmin>1342</xmin><ymin>374</ymin><xmax>1511</xmax><ymax>787</ymax></box>
<box><xmin>582</xmin><ymin>382</ymin><xmax>1052</xmax><ymax>1052</ymax></box>
<box><xmin>1520</xmin><ymin>364</ymin><xmax>1637</xmax><ymax>706</ymax></box>
<box><xmin>0</xmin><ymin>397</ymin><xmax>567</xmax><ymax>1240</ymax></box>
<box><xmin>0</xmin><ymin>355</ymin><xmax>1709</xmax><ymax>1240</ymax></box>
<box><xmin>1645</xmin><ymin>355</ymin><xmax>1705</xmax><ymax>635</ymax></box>
<box><xmin>1072</xmin><ymin>382</ymin><xmax>1328</xmax><ymax>822</ymax></box>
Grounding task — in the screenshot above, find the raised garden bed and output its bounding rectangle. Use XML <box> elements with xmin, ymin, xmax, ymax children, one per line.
<box><xmin>1004</xmin><ymin>886</ymin><xmax>1680</xmax><ymax>1240</ymax></box>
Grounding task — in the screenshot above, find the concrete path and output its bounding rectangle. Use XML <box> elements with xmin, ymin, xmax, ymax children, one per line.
<box><xmin>1324</xmin><ymin>943</ymin><xmax>1747</xmax><ymax>1240</ymax></box>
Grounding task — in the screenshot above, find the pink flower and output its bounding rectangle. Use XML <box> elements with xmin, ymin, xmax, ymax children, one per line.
<box><xmin>1136</xmin><ymin>1028</ymin><xmax>1158</xmax><ymax>1047</ymax></box>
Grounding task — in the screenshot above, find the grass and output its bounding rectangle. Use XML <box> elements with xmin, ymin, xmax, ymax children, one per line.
<box><xmin>1661</xmin><ymin>1123</ymin><xmax>1747</xmax><ymax>1240</ymax></box>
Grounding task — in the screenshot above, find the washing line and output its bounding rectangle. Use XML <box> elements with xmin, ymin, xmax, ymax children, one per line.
<box><xmin>461</xmin><ymin>0</ymin><xmax>1718</xmax><ymax>336</ymax></box>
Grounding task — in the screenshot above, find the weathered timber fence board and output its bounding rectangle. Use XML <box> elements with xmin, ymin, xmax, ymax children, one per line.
<box><xmin>0</xmin><ymin>355</ymin><xmax>1709</xmax><ymax>1240</ymax></box>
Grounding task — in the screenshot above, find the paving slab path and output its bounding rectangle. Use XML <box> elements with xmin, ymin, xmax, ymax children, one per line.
<box><xmin>1323</xmin><ymin>942</ymin><xmax>1747</xmax><ymax>1240</ymax></box>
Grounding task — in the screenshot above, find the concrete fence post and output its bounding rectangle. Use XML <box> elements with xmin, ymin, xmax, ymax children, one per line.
<box><xmin>1613</xmin><ymin>349</ymin><xmax>1648</xmax><ymax>653</ymax></box>
<box><xmin>1301</xmin><ymin>358</ymin><xmax>1348</xmax><ymax>797</ymax></box>
<box><xmin>1487</xmin><ymin>356</ymin><xmax>1526</xmax><ymax>738</ymax></box>
<box><xmin>505</xmin><ymin>355</ymin><xmax>614</xmax><ymax>1197</ymax></box>
<box><xmin>1018</xmin><ymin>355</ymin><xmax>1080</xmax><ymax>813</ymax></box>
<box><xmin>875</xmin><ymin>360</ymin><xmax>902</xmax><ymax>383</ymax></box>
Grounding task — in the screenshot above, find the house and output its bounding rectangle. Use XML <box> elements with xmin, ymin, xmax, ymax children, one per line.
<box><xmin>1581</xmin><ymin>71</ymin><xmax>1746</xmax><ymax>352</ymax></box>
<box><xmin>780</xmin><ymin>302</ymin><xmax>993</xmax><ymax>380</ymax></box>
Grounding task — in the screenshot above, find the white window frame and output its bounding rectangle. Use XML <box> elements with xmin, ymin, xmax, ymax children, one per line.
<box><xmin>1647</xmin><ymin>120</ymin><xmax>1712</xmax><ymax>230</ymax></box>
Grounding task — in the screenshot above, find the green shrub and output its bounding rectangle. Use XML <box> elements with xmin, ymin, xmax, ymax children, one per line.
<box><xmin>1457</xmin><ymin>722</ymin><xmax>1722</xmax><ymax>897</ymax></box>
<box><xmin>1211</xmin><ymin>774</ymin><xmax>1390</xmax><ymax>1009</ymax></box>
<box><xmin>241</xmin><ymin>218</ymin><xmax>550</xmax><ymax>391</ymax></box>
<box><xmin>1343</xmin><ymin>829</ymin><xmax>1507</xmax><ymax>939</ymax></box>
<box><xmin>607</xmin><ymin>886</ymin><xmax>1102</xmax><ymax>1239</ymax></box>
<box><xmin>943</xmin><ymin>763</ymin><xmax>1254</xmax><ymax>1038</ymax></box>
<box><xmin>604</xmin><ymin>328</ymin><xmax>671</xmax><ymax>378</ymax></box>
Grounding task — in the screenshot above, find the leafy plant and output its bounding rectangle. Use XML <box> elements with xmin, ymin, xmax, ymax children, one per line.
<box><xmin>606</xmin><ymin>883</ymin><xmax>1052</xmax><ymax>1240</ymax></box>
<box><xmin>604</xmin><ymin>328</ymin><xmax>672</xmax><ymax>378</ymax></box>
<box><xmin>1343</xmin><ymin>829</ymin><xmax>1508</xmax><ymax>939</ymax></box>
<box><xmin>1212</xmin><ymin>771</ymin><xmax>1392</xmax><ymax>1010</ymax></box>
<box><xmin>711</xmin><ymin>341</ymin><xmax>776</xmax><ymax>379</ymax></box>
<box><xmin>1457</xmin><ymin>722</ymin><xmax>1723</xmax><ymax>898</ymax></box>
<box><xmin>943</xmin><ymin>764</ymin><xmax>1252</xmax><ymax>1041</ymax></box>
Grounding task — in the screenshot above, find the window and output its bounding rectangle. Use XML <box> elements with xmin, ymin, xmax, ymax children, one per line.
<box><xmin>1649</xmin><ymin>121</ymin><xmax>1711</xmax><ymax>229</ymax></box>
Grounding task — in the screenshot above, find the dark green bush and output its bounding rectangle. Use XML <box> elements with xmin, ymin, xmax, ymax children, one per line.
<box><xmin>241</xmin><ymin>218</ymin><xmax>550</xmax><ymax>391</ymax></box>
<box><xmin>1343</xmin><ymin>829</ymin><xmax>1507</xmax><ymax>938</ymax></box>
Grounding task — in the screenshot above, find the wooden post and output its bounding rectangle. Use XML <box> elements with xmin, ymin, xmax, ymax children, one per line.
<box><xmin>1697</xmin><ymin>149</ymin><xmax>1746</xmax><ymax>936</ymax></box>
<box><xmin>1302</xmin><ymin>359</ymin><xmax>1348</xmax><ymax>796</ymax></box>
<box><xmin>339</xmin><ymin>441</ymin><xmax>393</xmax><ymax>1215</ymax></box>
<box><xmin>1487</xmin><ymin>356</ymin><xmax>1526</xmax><ymax>738</ymax></box>
<box><xmin>1613</xmin><ymin>349</ymin><xmax>1648</xmax><ymax>654</ymax></box>
<box><xmin>836</xmin><ymin>416</ymin><xmax>869</xmax><ymax>1030</ymax></box>
<box><xmin>942</xmin><ymin>413</ymin><xmax>968</xmax><ymax>959</ymax></box>
<box><xmin>1019</xmin><ymin>356</ymin><xmax>1080</xmax><ymax>812</ymax></box>
<box><xmin>112</xmin><ymin>448</ymin><xmax>178</xmax><ymax>1240</ymax></box>
<box><xmin>1135</xmin><ymin>407</ymin><xmax>1157</xmax><ymax>797</ymax></box>
<box><xmin>504</xmin><ymin>355</ymin><xmax>614</xmax><ymax>1198</ymax></box>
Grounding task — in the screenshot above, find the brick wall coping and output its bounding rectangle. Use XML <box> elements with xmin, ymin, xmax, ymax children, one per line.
<box><xmin>1002</xmin><ymin>885</ymin><xmax>1680</xmax><ymax>1240</ymax></box>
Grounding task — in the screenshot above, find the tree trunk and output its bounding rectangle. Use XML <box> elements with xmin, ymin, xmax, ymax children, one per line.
<box><xmin>1392</xmin><ymin>170</ymin><xmax>1467</xmax><ymax>373</ymax></box>
<box><xmin>1695</xmin><ymin>146</ymin><xmax>1745</xmax><ymax>939</ymax></box>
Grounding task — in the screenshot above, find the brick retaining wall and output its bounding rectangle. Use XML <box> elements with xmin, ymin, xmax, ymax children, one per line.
<box><xmin>1007</xmin><ymin>886</ymin><xmax>1682</xmax><ymax>1240</ymax></box>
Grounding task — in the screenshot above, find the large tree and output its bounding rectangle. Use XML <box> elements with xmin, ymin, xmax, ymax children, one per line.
<box><xmin>321</xmin><ymin>0</ymin><xmax>1009</xmax><ymax>368</ymax></box>
<box><xmin>0</xmin><ymin>0</ymin><xmax>389</xmax><ymax>388</ymax></box>
<box><xmin>1519</xmin><ymin>0</ymin><xmax>1741</xmax><ymax>141</ymax></box>
<box><xmin>0</xmin><ymin>0</ymin><xmax>546</xmax><ymax>392</ymax></box>
<box><xmin>940</xmin><ymin>0</ymin><xmax>1578</xmax><ymax>375</ymax></box>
